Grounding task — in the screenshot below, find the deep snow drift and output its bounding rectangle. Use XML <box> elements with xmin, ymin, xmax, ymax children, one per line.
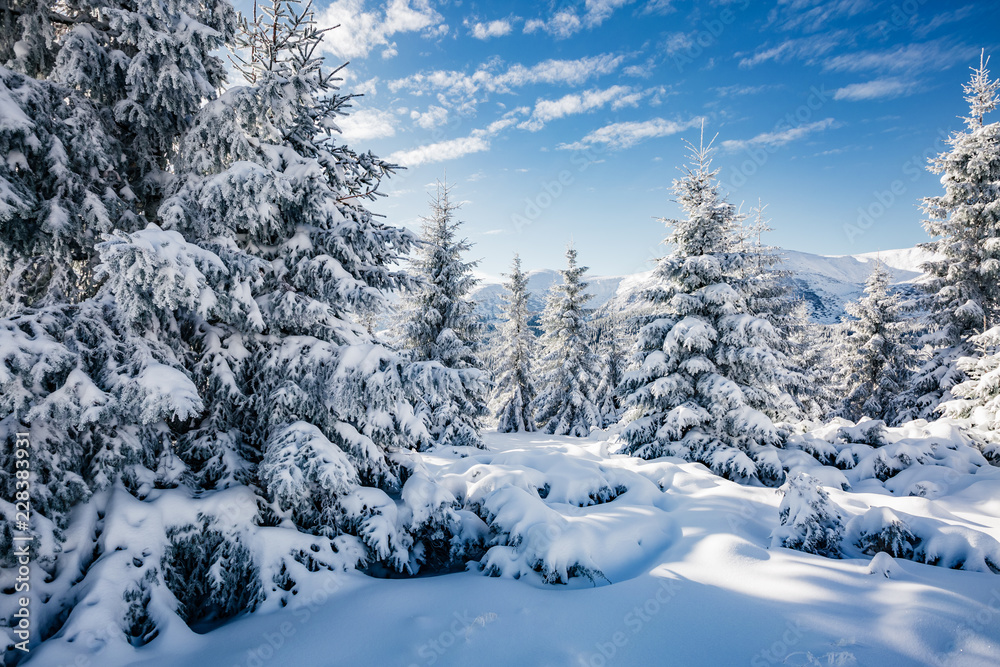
<box><xmin>24</xmin><ymin>425</ymin><xmax>1000</xmax><ymax>667</ymax></box>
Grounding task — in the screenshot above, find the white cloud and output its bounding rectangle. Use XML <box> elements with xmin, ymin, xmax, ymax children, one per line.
<box><xmin>833</xmin><ymin>78</ymin><xmax>917</xmax><ymax>101</ymax></box>
<box><xmin>720</xmin><ymin>118</ymin><xmax>837</xmax><ymax>152</ymax></box>
<box><xmin>317</xmin><ymin>0</ymin><xmax>443</xmax><ymax>61</ymax></box>
<box><xmin>353</xmin><ymin>77</ymin><xmax>380</xmax><ymax>96</ymax></box>
<box><xmin>468</xmin><ymin>18</ymin><xmax>514</xmax><ymax>40</ymax></box>
<box><xmin>388</xmin><ymin>135</ymin><xmax>490</xmax><ymax>167</ymax></box>
<box><xmin>482</xmin><ymin>229</ymin><xmax>505</xmax><ymax>235</ymax></box>
<box><xmin>337</xmin><ymin>108</ymin><xmax>397</xmax><ymax>142</ymax></box>
<box><xmin>410</xmin><ymin>105</ymin><xmax>449</xmax><ymax>129</ymax></box>
<box><xmin>523</xmin><ymin>0</ymin><xmax>635</xmax><ymax>39</ymax></box>
<box><xmin>388</xmin><ymin>53</ymin><xmax>625</xmax><ymax>111</ymax></box>
<box><xmin>558</xmin><ymin>117</ymin><xmax>702</xmax><ymax>150</ymax></box>
<box><xmin>387</xmin><ymin>109</ymin><xmax>526</xmax><ymax>167</ymax></box>
<box><xmin>519</xmin><ymin>85</ymin><xmax>647</xmax><ymax>131</ymax></box>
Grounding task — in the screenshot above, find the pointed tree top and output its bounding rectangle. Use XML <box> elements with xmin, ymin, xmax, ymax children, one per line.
<box><xmin>964</xmin><ymin>49</ymin><xmax>999</xmax><ymax>128</ymax></box>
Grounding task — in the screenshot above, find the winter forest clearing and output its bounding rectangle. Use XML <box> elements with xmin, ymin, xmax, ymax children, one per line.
<box><xmin>2</xmin><ymin>0</ymin><xmax>1000</xmax><ymax>665</ymax></box>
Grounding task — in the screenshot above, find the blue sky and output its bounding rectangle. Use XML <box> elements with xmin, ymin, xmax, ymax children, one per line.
<box><xmin>301</xmin><ymin>0</ymin><xmax>999</xmax><ymax>278</ymax></box>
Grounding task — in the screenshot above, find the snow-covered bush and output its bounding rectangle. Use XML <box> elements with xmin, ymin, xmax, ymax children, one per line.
<box><xmin>847</xmin><ymin>507</ymin><xmax>1000</xmax><ymax>573</ymax></box>
<box><xmin>771</xmin><ymin>472</ymin><xmax>844</xmax><ymax>558</ymax></box>
<box><xmin>784</xmin><ymin>418</ymin><xmax>997</xmax><ymax>493</ymax></box>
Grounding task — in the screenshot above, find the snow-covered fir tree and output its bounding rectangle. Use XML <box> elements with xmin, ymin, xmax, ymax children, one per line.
<box><xmin>491</xmin><ymin>254</ymin><xmax>536</xmax><ymax>432</ymax></box>
<box><xmin>906</xmin><ymin>52</ymin><xmax>1000</xmax><ymax>418</ymax></box>
<box><xmin>788</xmin><ymin>301</ymin><xmax>840</xmax><ymax>420</ymax></box>
<box><xmin>531</xmin><ymin>245</ymin><xmax>602</xmax><ymax>437</ymax></box>
<box><xmin>594</xmin><ymin>315</ymin><xmax>625</xmax><ymax>427</ymax></box>
<box><xmin>401</xmin><ymin>180</ymin><xmax>488</xmax><ymax>447</ymax></box>
<box><xmin>0</xmin><ymin>0</ymin><xmax>236</xmax><ymax>313</ymax></box>
<box><xmin>617</xmin><ymin>132</ymin><xmax>798</xmax><ymax>485</ymax></box>
<box><xmin>943</xmin><ymin>325</ymin><xmax>1000</xmax><ymax>432</ymax></box>
<box><xmin>734</xmin><ymin>202</ymin><xmax>806</xmax><ymax>421</ymax></box>
<box><xmin>834</xmin><ymin>261</ymin><xmax>916</xmax><ymax>425</ymax></box>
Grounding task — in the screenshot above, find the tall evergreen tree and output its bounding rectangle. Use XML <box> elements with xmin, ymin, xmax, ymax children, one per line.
<box><xmin>401</xmin><ymin>180</ymin><xmax>488</xmax><ymax>448</ymax></box>
<box><xmin>491</xmin><ymin>254</ymin><xmax>536</xmax><ymax>432</ymax></box>
<box><xmin>531</xmin><ymin>245</ymin><xmax>601</xmax><ymax>437</ymax></box>
<box><xmin>594</xmin><ymin>315</ymin><xmax>625</xmax><ymax>427</ymax></box>
<box><xmin>907</xmin><ymin>52</ymin><xmax>1000</xmax><ymax>417</ymax></box>
<box><xmin>834</xmin><ymin>261</ymin><xmax>916</xmax><ymax>424</ymax></box>
<box><xmin>617</xmin><ymin>133</ymin><xmax>797</xmax><ymax>485</ymax></box>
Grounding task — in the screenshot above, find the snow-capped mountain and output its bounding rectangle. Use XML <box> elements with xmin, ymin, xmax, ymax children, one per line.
<box><xmin>471</xmin><ymin>247</ymin><xmax>934</xmax><ymax>325</ymax></box>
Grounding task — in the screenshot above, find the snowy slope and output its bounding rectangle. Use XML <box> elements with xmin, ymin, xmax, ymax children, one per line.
<box><xmin>471</xmin><ymin>247</ymin><xmax>935</xmax><ymax>325</ymax></box>
<box><xmin>34</xmin><ymin>427</ymin><xmax>1000</xmax><ymax>667</ymax></box>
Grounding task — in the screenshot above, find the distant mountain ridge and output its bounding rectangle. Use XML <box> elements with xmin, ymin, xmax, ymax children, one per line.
<box><xmin>470</xmin><ymin>247</ymin><xmax>934</xmax><ymax>326</ymax></box>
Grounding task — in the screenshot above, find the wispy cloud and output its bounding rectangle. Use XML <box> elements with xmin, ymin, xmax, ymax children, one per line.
<box><xmin>766</xmin><ymin>0</ymin><xmax>875</xmax><ymax>33</ymax></box>
<box><xmin>388</xmin><ymin>53</ymin><xmax>626</xmax><ymax>112</ymax></box>
<box><xmin>822</xmin><ymin>39</ymin><xmax>976</xmax><ymax>74</ymax></box>
<box><xmin>833</xmin><ymin>78</ymin><xmax>917</xmax><ymax>101</ymax></box>
<box><xmin>558</xmin><ymin>117</ymin><xmax>702</xmax><ymax>151</ymax></box>
<box><xmin>519</xmin><ymin>85</ymin><xmax>650</xmax><ymax>131</ymax></box>
<box><xmin>738</xmin><ymin>31</ymin><xmax>847</xmax><ymax>68</ymax></box>
<box><xmin>317</xmin><ymin>0</ymin><xmax>444</xmax><ymax>60</ymax></box>
<box><xmin>713</xmin><ymin>84</ymin><xmax>780</xmax><ymax>97</ymax></box>
<box><xmin>388</xmin><ymin>135</ymin><xmax>489</xmax><ymax>167</ymax></box>
<box><xmin>721</xmin><ymin>118</ymin><xmax>837</xmax><ymax>152</ymax></box>
<box><xmin>387</xmin><ymin>110</ymin><xmax>526</xmax><ymax>167</ymax></box>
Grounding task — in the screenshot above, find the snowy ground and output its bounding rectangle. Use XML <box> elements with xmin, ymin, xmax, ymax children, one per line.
<box><xmin>27</xmin><ymin>429</ymin><xmax>1000</xmax><ymax>667</ymax></box>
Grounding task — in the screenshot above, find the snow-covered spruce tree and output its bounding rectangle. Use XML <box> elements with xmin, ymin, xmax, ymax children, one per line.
<box><xmin>594</xmin><ymin>315</ymin><xmax>625</xmax><ymax>427</ymax></box>
<box><xmin>0</xmin><ymin>65</ymin><xmax>135</xmax><ymax>314</ymax></box>
<box><xmin>491</xmin><ymin>254</ymin><xmax>537</xmax><ymax>432</ymax></box>
<box><xmin>906</xmin><ymin>52</ymin><xmax>1000</xmax><ymax>418</ymax></box>
<box><xmin>733</xmin><ymin>202</ymin><xmax>805</xmax><ymax>421</ymax></box>
<box><xmin>0</xmin><ymin>0</ymin><xmax>236</xmax><ymax>313</ymax></box>
<box><xmin>943</xmin><ymin>326</ymin><xmax>1000</xmax><ymax>435</ymax></box>
<box><xmin>771</xmin><ymin>472</ymin><xmax>844</xmax><ymax>558</ymax></box>
<box><xmin>835</xmin><ymin>261</ymin><xmax>916</xmax><ymax>425</ymax></box>
<box><xmin>400</xmin><ymin>180</ymin><xmax>488</xmax><ymax>448</ymax></box>
<box><xmin>617</xmin><ymin>133</ymin><xmax>797</xmax><ymax>485</ymax></box>
<box><xmin>531</xmin><ymin>245</ymin><xmax>602</xmax><ymax>436</ymax></box>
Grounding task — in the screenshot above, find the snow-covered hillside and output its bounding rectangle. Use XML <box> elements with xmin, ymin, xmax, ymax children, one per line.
<box><xmin>472</xmin><ymin>247</ymin><xmax>935</xmax><ymax>325</ymax></box>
